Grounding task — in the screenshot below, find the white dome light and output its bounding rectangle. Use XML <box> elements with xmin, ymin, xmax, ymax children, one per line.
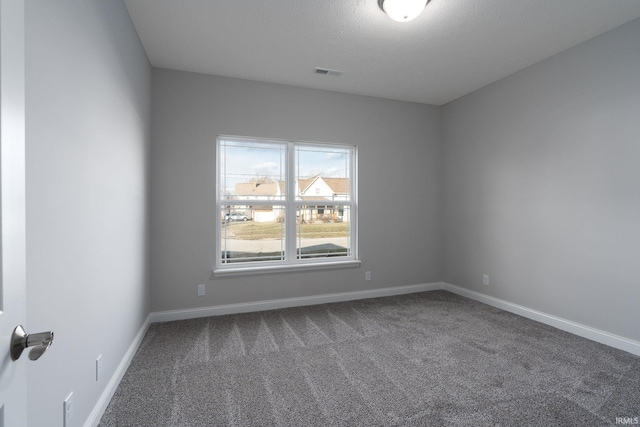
<box><xmin>379</xmin><ymin>0</ymin><xmax>429</xmax><ymax>22</ymax></box>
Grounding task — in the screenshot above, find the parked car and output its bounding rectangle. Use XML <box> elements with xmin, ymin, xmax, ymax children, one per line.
<box><xmin>225</xmin><ymin>212</ymin><xmax>251</xmax><ymax>222</ymax></box>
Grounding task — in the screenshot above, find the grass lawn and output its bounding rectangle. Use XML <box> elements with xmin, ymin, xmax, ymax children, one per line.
<box><xmin>226</xmin><ymin>221</ymin><xmax>349</xmax><ymax>240</ymax></box>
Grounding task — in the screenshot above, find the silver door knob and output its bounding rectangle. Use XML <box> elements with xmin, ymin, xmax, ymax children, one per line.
<box><xmin>10</xmin><ymin>325</ymin><xmax>54</xmax><ymax>361</ymax></box>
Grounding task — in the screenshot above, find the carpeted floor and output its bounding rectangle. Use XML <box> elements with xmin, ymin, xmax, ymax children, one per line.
<box><xmin>99</xmin><ymin>291</ymin><xmax>640</xmax><ymax>426</ymax></box>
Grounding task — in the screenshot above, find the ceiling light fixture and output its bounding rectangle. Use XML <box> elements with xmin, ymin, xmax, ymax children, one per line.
<box><xmin>378</xmin><ymin>0</ymin><xmax>430</xmax><ymax>22</ymax></box>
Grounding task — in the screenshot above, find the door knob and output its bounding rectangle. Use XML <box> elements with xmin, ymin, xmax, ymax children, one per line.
<box><xmin>10</xmin><ymin>325</ymin><xmax>54</xmax><ymax>361</ymax></box>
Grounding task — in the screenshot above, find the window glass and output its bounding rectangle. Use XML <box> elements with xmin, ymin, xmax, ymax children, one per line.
<box><xmin>217</xmin><ymin>137</ymin><xmax>356</xmax><ymax>270</ymax></box>
<box><xmin>220</xmin><ymin>205</ymin><xmax>285</xmax><ymax>264</ymax></box>
<box><xmin>297</xmin><ymin>205</ymin><xmax>351</xmax><ymax>259</ymax></box>
<box><xmin>219</xmin><ymin>139</ymin><xmax>286</xmax><ymax>201</ymax></box>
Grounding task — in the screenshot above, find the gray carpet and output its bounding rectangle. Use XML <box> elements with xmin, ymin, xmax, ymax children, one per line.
<box><xmin>99</xmin><ymin>291</ymin><xmax>640</xmax><ymax>426</ymax></box>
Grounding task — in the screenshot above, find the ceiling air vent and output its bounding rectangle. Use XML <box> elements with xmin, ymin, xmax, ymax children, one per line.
<box><xmin>314</xmin><ymin>67</ymin><xmax>343</xmax><ymax>77</ymax></box>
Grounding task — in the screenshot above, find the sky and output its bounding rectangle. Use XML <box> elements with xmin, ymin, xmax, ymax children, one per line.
<box><xmin>219</xmin><ymin>138</ymin><xmax>352</xmax><ymax>194</ymax></box>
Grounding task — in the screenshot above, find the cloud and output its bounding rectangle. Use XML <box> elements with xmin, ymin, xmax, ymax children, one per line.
<box><xmin>251</xmin><ymin>161</ymin><xmax>280</xmax><ymax>176</ymax></box>
<box><xmin>321</xmin><ymin>167</ymin><xmax>343</xmax><ymax>177</ymax></box>
<box><xmin>299</xmin><ymin>166</ymin><xmax>343</xmax><ymax>178</ymax></box>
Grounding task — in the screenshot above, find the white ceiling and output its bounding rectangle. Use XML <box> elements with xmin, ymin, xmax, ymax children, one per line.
<box><xmin>123</xmin><ymin>0</ymin><xmax>640</xmax><ymax>105</ymax></box>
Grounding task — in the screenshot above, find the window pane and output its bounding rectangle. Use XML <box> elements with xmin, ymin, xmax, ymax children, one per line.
<box><xmin>217</xmin><ymin>137</ymin><xmax>356</xmax><ymax>270</ymax></box>
<box><xmin>297</xmin><ymin>206</ymin><xmax>351</xmax><ymax>259</ymax></box>
<box><xmin>296</xmin><ymin>145</ymin><xmax>351</xmax><ymax>201</ymax></box>
<box><xmin>221</xmin><ymin>206</ymin><xmax>285</xmax><ymax>263</ymax></box>
<box><xmin>220</xmin><ymin>139</ymin><xmax>286</xmax><ymax>201</ymax></box>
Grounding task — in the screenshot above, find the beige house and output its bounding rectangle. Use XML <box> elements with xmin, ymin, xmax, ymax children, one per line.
<box><xmin>232</xmin><ymin>179</ymin><xmax>284</xmax><ymax>222</ymax></box>
<box><xmin>297</xmin><ymin>176</ymin><xmax>350</xmax><ymax>223</ymax></box>
<box><xmin>229</xmin><ymin>176</ymin><xmax>350</xmax><ymax>223</ymax></box>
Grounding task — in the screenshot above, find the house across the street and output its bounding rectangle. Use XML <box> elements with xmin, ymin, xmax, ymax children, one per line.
<box><xmin>230</xmin><ymin>176</ymin><xmax>350</xmax><ymax>223</ymax></box>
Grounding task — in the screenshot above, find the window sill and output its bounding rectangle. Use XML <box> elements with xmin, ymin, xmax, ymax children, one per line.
<box><xmin>213</xmin><ymin>259</ymin><xmax>362</xmax><ymax>277</ymax></box>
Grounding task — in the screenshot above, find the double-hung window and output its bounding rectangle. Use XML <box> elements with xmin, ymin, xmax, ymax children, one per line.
<box><xmin>215</xmin><ymin>136</ymin><xmax>358</xmax><ymax>275</ymax></box>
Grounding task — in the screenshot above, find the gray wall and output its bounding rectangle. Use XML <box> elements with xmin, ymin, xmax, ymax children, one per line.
<box><xmin>20</xmin><ymin>7</ymin><xmax>640</xmax><ymax>424</ymax></box>
<box><xmin>150</xmin><ymin>69</ymin><xmax>442</xmax><ymax>312</ymax></box>
<box><xmin>442</xmin><ymin>18</ymin><xmax>640</xmax><ymax>341</ymax></box>
<box><xmin>25</xmin><ymin>1</ymin><xmax>151</xmax><ymax>425</ymax></box>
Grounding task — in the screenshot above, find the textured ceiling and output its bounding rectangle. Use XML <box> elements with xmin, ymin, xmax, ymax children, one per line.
<box><xmin>123</xmin><ymin>0</ymin><xmax>640</xmax><ymax>105</ymax></box>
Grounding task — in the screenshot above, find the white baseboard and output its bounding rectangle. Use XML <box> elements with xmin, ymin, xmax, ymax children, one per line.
<box><xmin>441</xmin><ymin>282</ymin><xmax>640</xmax><ymax>357</ymax></box>
<box><xmin>84</xmin><ymin>314</ymin><xmax>152</xmax><ymax>427</ymax></box>
<box><xmin>150</xmin><ymin>282</ymin><xmax>442</xmax><ymax>323</ymax></box>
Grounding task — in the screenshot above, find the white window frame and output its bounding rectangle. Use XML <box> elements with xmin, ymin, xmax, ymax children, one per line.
<box><xmin>214</xmin><ymin>136</ymin><xmax>360</xmax><ymax>276</ymax></box>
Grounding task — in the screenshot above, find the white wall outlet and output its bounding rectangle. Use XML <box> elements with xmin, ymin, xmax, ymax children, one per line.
<box><xmin>63</xmin><ymin>392</ymin><xmax>73</xmax><ymax>427</ymax></box>
<box><xmin>96</xmin><ymin>354</ymin><xmax>102</xmax><ymax>381</ymax></box>
<box><xmin>483</xmin><ymin>275</ymin><xmax>489</xmax><ymax>286</ymax></box>
<box><xmin>197</xmin><ymin>284</ymin><xmax>206</xmax><ymax>296</ymax></box>
<box><xmin>365</xmin><ymin>271</ymin><xmax>372</xmax><ymax>281</ymax></box>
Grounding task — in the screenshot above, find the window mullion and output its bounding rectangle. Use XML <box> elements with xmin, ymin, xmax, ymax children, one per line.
<box><xmin>285</xmin><ymin>142</ymin><xmax>297</xmax><ymax>263</ymax></box>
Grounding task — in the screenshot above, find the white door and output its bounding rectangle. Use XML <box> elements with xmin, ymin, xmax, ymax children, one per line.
<box><xmin>0</xmin><ymin>0</ymin><xmax>27</xmax><ymax>425</ymax></box>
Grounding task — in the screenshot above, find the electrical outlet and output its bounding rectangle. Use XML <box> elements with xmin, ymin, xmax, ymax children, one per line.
<box><xmin>96</xmin><ymin>354</ymin><xmax>102</xmax><ymax>381</ymax></box>
<box><xmin>197</xmin><ymin>284</ymin><xmax>206</xmax><ymax>296</ymax></box>
<box><xmin>483</xmin><ymin>275</ymin><xmax>489</xmax><ymax>286</ymax></box>
<box><xmin>63</xmin><ymin>392</ymin><xmax>73</xmax><ymax>427</ymax></box>
<box><xmin>365</xmin><ymin>271</ymin><xmax>372</xmax><ymax>281</ymax></box>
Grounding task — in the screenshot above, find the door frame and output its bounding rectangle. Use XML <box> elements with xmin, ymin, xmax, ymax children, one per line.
<box><xmin>0</xmin><ymin>0</ymin><xmax>28</xmax><ymax>425</ymax></box>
